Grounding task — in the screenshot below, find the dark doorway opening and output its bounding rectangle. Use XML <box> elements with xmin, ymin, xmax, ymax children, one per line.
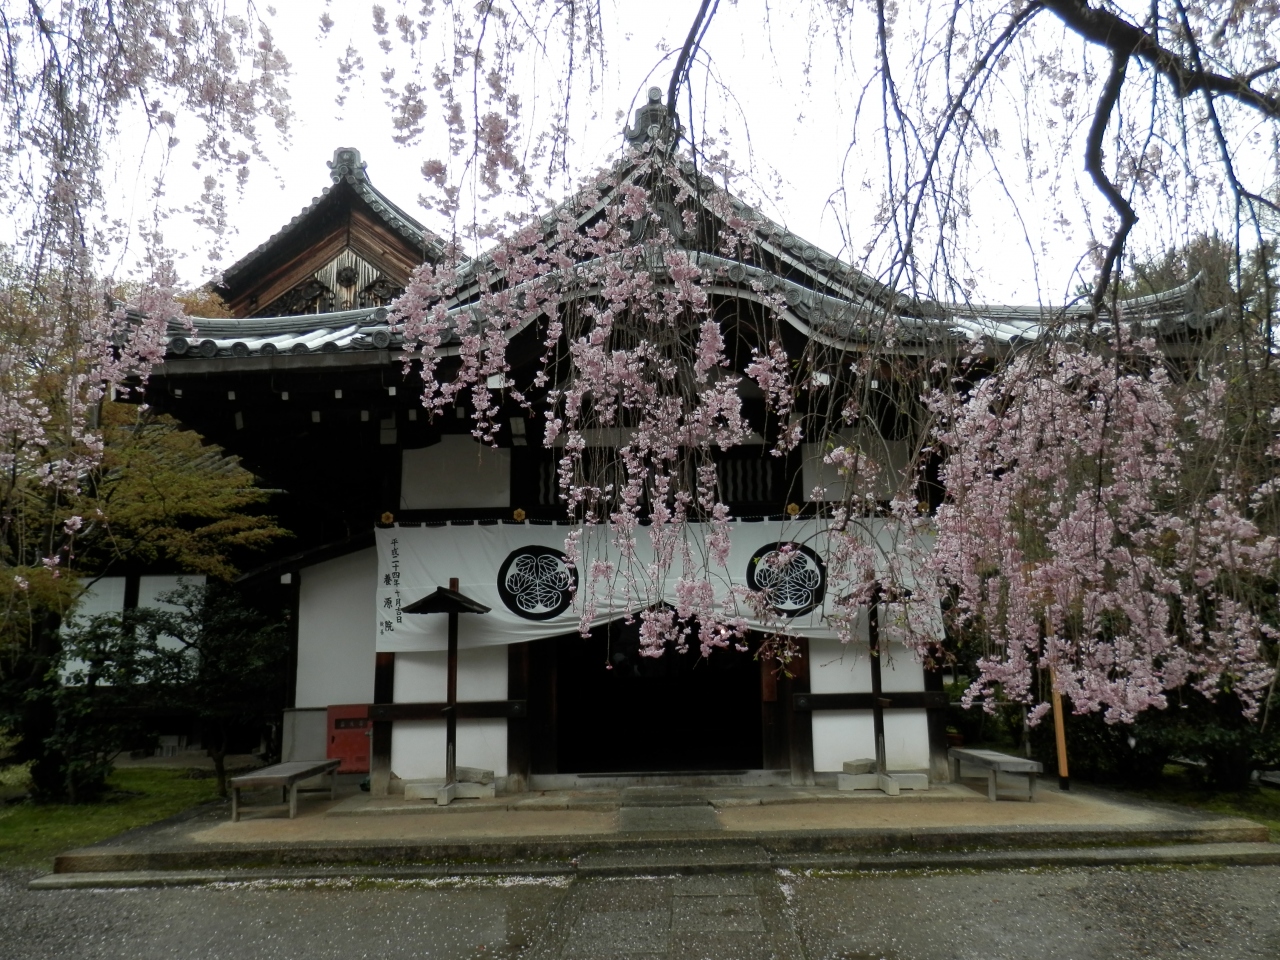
<box><xmin>553</xmin><ymin>621</ymin><xmax>763</xmax><ymax>773</ymax></box>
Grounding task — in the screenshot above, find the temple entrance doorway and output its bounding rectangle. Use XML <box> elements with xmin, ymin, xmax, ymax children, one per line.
<box><xmin>548</xmin><ymin>621</ymin><xmax>764</xmax><ymax>774</ymax></box>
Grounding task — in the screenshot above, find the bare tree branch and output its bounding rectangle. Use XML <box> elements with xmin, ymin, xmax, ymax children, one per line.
<box><xmin>1084</xmin><ymin>54</ymin><xmax>1136</xmax><ymax>314</ymax></box>
<box><xmin>667</xmin><ymin>0</ymin><xmax>720</xmax><ymax>122</ymax></box>
<box><xmin>1044</xmin><ymin>0</ymin><xmax>1280</xmax><ymax>118</ymax></box>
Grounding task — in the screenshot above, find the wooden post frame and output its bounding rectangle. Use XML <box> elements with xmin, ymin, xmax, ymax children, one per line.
<box><xmin>785</xmin><ymin>637</ymin><xmax>815</xmax><ymax>786</ymax></box>
<box><xmin>506</xmin><ymin>642</ymin><xmax>531</xmax><ymax>792</ymax></box>
<box><xmin>399</xmin><ymin>580</ymin><xmax>492</xmax><ymax>802</ymax></box>
<box><xmin>369</xmin><ymin>652</ymin><xmax>395</xmax><ymax>797</ymax></box>
<box><xmin>867</xmin><ymin>585</ymin><xmax>888</xmax><ymax>774</ymax></box>
<box><xmin>445</xmin><ymin>577</ymin><xmax>459</xmax><ymax>788</ymax></box>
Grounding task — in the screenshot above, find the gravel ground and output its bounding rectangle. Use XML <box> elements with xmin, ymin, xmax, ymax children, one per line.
<box><xmin>787</xmin><ymin>865</ymin><xmax>1280</xmax><ymax>959</ymax></box>
<box><xmin>2</xmin><ymin>864</ymin><xmax>1278</xmax><ymax>959</ymax></box>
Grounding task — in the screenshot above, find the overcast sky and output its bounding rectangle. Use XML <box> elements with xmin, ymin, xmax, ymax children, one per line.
<box><xmin>104</xmin><ymin>1</ymin><xmax>1267</xmax><ymax>307</ymax></box>
<box><xmin>145</xmin><ymin>2</ymin><xmax>867</xmax><ymax>288</ymax></box>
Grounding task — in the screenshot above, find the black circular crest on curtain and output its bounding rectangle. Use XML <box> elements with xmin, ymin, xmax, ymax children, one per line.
<box><xmin>497</xmin><ymin>546</ymin><xmax>577</xmax><ymax>620</ymax></box>
<box><xmin>747</xmin><ymin>542</ymin><xmax>826</xmax><ymax>617</ymax></box>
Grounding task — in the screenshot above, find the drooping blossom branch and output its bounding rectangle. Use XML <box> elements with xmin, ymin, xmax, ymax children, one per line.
<box><xmin>1</xmin><ymin>2</ymin><xmax>291</xmax><ymax>647</ymax></box>
<box><xmin>393</xmin><ymin>145</ymin><xmax>889</xmax><ymax>656</ymax></box>
<box><xmin>929</xmin><ymin>326</ymin><xmax>1279</xmax><ymax>724</ymax></box>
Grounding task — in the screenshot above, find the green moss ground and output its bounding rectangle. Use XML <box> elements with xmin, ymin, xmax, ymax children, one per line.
<box><xmin>0</xmin><ymin>767</ymin><xmax>220</xmax><ymax>870</ymax></box>
<box><xmin>1121</xmin><ymin>766</ymin><xmax>1280</xmax><ymax>842</ymax></box>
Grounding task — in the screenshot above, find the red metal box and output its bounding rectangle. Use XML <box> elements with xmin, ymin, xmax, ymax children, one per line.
<box><xmin>325</xmin><ymin>704</ymin><xmax>370</xmax><ymax>773</ymax></box>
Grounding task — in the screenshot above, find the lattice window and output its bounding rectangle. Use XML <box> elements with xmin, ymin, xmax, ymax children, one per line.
<box><xmin>536</xmin><ymin>452</ymin><xmax>560</xmax><ymax>507</ymax></box>
<box><xmin>718</xmin><ymin>454</ymin><xmax>775</xmax><ymax>504</ymax></box>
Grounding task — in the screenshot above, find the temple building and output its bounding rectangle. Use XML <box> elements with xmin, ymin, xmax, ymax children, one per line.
<box><xmin>146</xmin><ymin>94</ymin><xmax>1208</xmax><ymax>796</ymax></box>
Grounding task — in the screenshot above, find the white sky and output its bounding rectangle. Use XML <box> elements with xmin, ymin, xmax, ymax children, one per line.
<box><xmin>105</xmin><ymin>0</ymin><xmax>1272</xmax><ymax>306</ymax></box>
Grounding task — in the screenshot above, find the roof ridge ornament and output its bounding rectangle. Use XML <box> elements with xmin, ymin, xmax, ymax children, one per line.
<box><xmin>328</xmin><ymin>147</ymin><xmax>367</xmax><ymax>183</ymax></box>
<box><xmin>624</xmin><ymin>87</ymin><xmax>680</xmax><ymax>150</ymax></box>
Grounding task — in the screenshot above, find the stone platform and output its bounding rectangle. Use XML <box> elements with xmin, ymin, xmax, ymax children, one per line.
<box><xmin>30</xmin><ymin>778</ymin><xmax>1277</xmax><ymax>888</ymax></box>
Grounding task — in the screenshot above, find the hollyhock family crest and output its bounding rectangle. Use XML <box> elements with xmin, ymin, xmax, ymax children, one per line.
<box><xmin>498</xmin><ymin>547</ymin><xmax>577</xmax><ymax>621</ymax></box>
<box><xmin>748</xmin><ymin>543</ymin><xmax>826</xmax><ymax>617</ymax></box>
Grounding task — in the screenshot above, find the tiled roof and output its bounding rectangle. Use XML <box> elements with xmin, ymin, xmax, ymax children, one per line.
<box><xmin>219</xmin><ymin>148</ymin><xmax>450</xmax><ymax>288</ymax></box>
<box><xmin>166</xmin><ymin>264</ymin><xmax>1206</xmax><ymax>361</ymax></box>
<box><xmin>167</xmin><ymin>305</ymin><xmax>410</xmax><ymax>357</ymax></box>
<box><xmin>940</xmin><ymin>274</ymin><xmax>1208</xmax><ymax>345</ymax></box>
<box><xmin>169</xmin><ymin>149</ymin><xmax>1209</xmax><ymax>362</ymax></box>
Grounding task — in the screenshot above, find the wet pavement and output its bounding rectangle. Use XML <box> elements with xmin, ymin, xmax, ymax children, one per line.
<box><xmin>48</xmin><ymin>780</ymin><xmax>1268</xmax><ymax>878</ymax></box>
<box><xmin>4</xmin><ymin>863</ymin><xmax>1279</xmax><ymax>959</ymax></box>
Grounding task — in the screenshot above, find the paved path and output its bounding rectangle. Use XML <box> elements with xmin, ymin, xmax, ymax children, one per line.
<box><xmin>201</xmin><ymin>784</ymin><xmax>1184</xmax><ymax>843</ymax></box>
<box><xmin>44</xmin><ymin>780</ymin><xmax>1269</xmax><ymax>881</ymax></box>
<box><xmin>55</xmin><ymin>781</ymin><xmax>1267</xmax><ymax>856</ymax></box>
<box><xmin>5</xmin><ymin>864</ymin><xmax>1279</xmax><ymax>959</ymax></box>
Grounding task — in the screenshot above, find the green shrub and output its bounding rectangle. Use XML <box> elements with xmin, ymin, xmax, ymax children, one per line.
<box><xmin>1030</xmin><ymin>688</ymin><xmax>1280</xmax><ymax>789</ymax></box>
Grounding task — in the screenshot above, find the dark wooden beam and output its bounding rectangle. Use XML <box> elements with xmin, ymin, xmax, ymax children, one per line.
<box><xmin>760</xmin><ymin>652</ymin><xmax>785</xmax><ymax>771</ymax></box>
<box><xmin>122</xmin><ymin>574</ymin><xmax>140</xmax><ymax>611</ymax></box>
<box><xmin>785</xmin><ymin>637</ymin><xmax>815</xmax><ymax>786</ymax></box>
<box><xmin>791</xmin><ymin>691</ymin><xmax>949</xmax><ymax>711</ymax></box>
<box><xmin>923</xmin><ymin>663</ymin><xmax>951</xmax><ymax>782</ymax></box>
<box><xmin>283</xmin><ymin>572</ymin><xmax>301</xmax><ymax>709</ymax></box>
<box><xmin>367</xmin><ymin>700</ymin><xmax>528</xmax><ymax>721</ymax></box>
<box><xmin>445</xmin><ymin>577</ymin><xmax>459</xmax><ymax>787</ymax></box>
<box><xmin>507</xmin><ymin>643</ymin><xmax>531</xmax><ymax>792</ymax></box>
<box><xmin>868</xmin><ymin>587</ymin><xmax>888</xmax><ymax>773</ymax></box>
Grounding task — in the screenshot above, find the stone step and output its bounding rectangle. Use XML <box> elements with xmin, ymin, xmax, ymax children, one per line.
<box><xmin>402</xmin><ymin>779</ymin><xmax>496</xmax><ymax>802</ymax></box>
<box><xmin>31</xmin><ymin>842</ymin><xmax>1280</xmax><ymax>890</ymax></box>
<box><xmin>838</xmin><ymin>771</ymin><xmax>930</xmax><ymax>793</ymax></box>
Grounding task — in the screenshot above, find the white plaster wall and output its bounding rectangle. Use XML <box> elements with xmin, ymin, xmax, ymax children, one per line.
<box><xmin>801</xmin><ymin>431</ymin><xmax>912</xmax><ymax>502</ymax></box>
<box><xmin>393</xmin><ymin>646</ymin><xmax>508</xmax><ymax>702</ymax></box>
<box><xmin>72</xmin><ymin>577</ymin><xmax>126</xmax><ymax>621</ymax></box>
<box><xmin>809</xmin><ymin>636</ymin><xmax>930</xmax><ymax>772</ymax></box>
<box><xmin>400</xmin><ymin>435</ymin><xmax>511</xmax><ymax>509</ymax></box>
<box><xmin>391</xmin><ymin>719</ymin><xmax>508</xmax><ymax>779</ymax></box>
<box><xmin>811</xmin><ymin>709</ymin><xmax>931</xmax><ymax>772</ymax></box>
<box><xmin>138</xmin><ymin>574</ymin><xmax>207</xmax><ymax>651</ymax></box>
<box><xmin>62</xmin><ymin>578</ymin><xmax>128</xmax><ymax>680</ymax></box>
<box><xmin>295</xmin><ymin>548</ymin><xmax>377</xmax><ymax>708</ymax></box>
<box><xmin>809</xmin><ymin>637</ymin><xmax>925</xmax><ymax>693</ymax></box>
<box><xmin>390</xmin><ymin>646</ymin><xmax>508</xmax><ymax>778</ymax></box>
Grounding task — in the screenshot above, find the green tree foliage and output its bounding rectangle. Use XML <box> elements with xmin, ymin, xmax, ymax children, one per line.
<box><xmin>6</xmin><ymin>583</ymin><xmax>287</xmax><ymax>802</ymax></box>
<box><xmin>78</xmin><ymin>403</ymin><xmax>290</xmax><ymax>582</ymax></box>
<box><xmin>35</xmin><ymin>613</ymin><xmax>157</xmax><ymax>803</ymax></box>
<box><xmin>1</xmin><ymin>381</ymin><xmax>289</xmax><ymax>802</ymax></box>
<box><xmin>131</xmin><ymin>584</ymin><xmax>287</xmax><ymax>798</ymax></box>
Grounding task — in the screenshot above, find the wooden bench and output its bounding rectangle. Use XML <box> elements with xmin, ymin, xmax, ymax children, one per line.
<box><xmin>229</xmin><ymin>759</ymin><xmax>341</xmax><ymax>821</ymax></box>
<box><xmin>948</xmin><ymin>747</ymin><xmax>1043</xmax><ymax>801</ymax></box>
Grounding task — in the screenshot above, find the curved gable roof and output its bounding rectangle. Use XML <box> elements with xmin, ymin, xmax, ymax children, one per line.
<box><xmin>216</xmin><ymin>148</ymin><xmax>454</xmax><ymax>316</ymax></box>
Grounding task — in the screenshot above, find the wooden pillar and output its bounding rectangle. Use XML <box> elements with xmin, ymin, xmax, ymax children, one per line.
<box><xmin>923</xmin><ymin>660</ymin><xmax>951</xmax><ymax>782</ymax></box>
<box><xmin>785</xmin><ymin>637</ymin><xmax>814</xmax><ymax>785</ymax></box>
<box><xmin>868</xmin><ymin>589</ymin><xmax>888</xmax><ymax>773</ymax></box>
<box><xmin>370</xmin><ymin>651</ymin><xmax>395</xmax><ymax>797</ymax></box>
<box><xmin>283</xmin><ymin>572</ymin><xmax>301</xmax><ymax>710</ymax></box>
<box><xmin>1051</xmin><ymin>670</ymin><xmax>1070</xmax><ymax>791</ymax></box>
<box><xmin>122</xmin><ymin>573</ymin><xmax>141</xmax><ymax>611</ymax></box>
<box><xmin>760</xmin><ymin>643</ymin><xmax>786</xmax><ymax>771</ymax></box>
<box><xmin>444</xmin><ymin>578</ymin><xmax>459</xmax><ymax>787</ymax></box>
<box><xmin>506</xmin><ymin>642</ymin><xmax>531</xmax><ymax>792</ymax></box>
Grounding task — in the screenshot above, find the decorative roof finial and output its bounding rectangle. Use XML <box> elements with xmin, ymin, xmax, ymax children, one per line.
<box><xmin>624</xmin><ymin>87</ymin><xmax>680</xmax><ymax>149</ymax></box>
<box><xmin>328</xmin><ymin>147</ymin><xmax>367</xmax><ymax>183</ymax></box>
